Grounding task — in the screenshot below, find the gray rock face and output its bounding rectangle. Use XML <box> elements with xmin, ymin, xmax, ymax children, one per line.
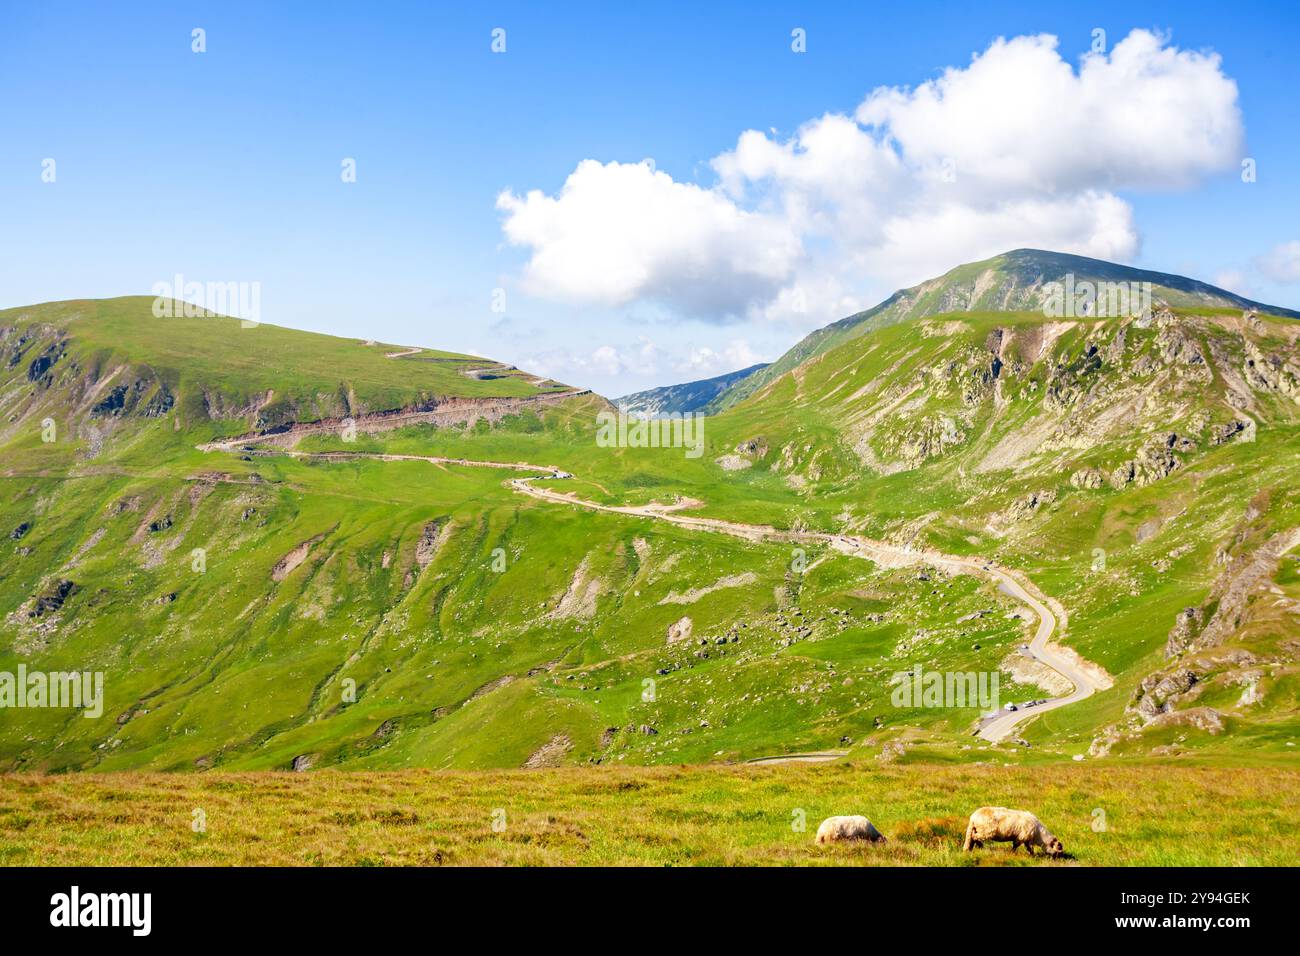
<box><xmin>1244</xmin><ymin>343</ymin><xmax>1300</xmax><ymax>402</ymax></box>
<box><xmin>1070</xmin><ymin>468</ymin><xmax>1104</xmax><ymax>490</ymax></box>
<box><xmin>1110</xmin><ymin>434</ymin><xmax>1190</xmax><ymax>489</ymax></box>
<box><xmin>1132</xmin><ymin>668</ymin><xmax>1198</xmax><ymax>720</ymax></box>
<box><xmin>1165</xmin><ymin>607</ymin><xmax>1204</xmax><ymax>658</ymax></box>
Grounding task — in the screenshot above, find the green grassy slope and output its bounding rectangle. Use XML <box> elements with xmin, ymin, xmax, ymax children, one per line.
<box><xmin>671</xmin><ymin>304</ymin><xmax>1300</xmax><ymax>759</ymax></box>
<box><xmin>2</xmin><ymin>276</ymin><xmax>1298</xmax><ymax>773</ymax></box>
<box><xmin>712</xmin><ymin>248</ymin><xmax>1300</xmax><ymax>411</ymax></box>
<box><xmin>0</xmin><ymin>297</ymin><xmax>560</xmax><ymax>442</ymax></box>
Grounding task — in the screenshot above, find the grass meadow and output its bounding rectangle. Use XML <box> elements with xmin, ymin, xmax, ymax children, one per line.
<box><xmin>1</xmin><ymin>758</ymin><xmax>1294</xmax><ymax>867</ymax></box>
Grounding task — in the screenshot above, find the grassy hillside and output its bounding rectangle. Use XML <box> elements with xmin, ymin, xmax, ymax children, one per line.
<box><xmin>2</xmin><ymin>275</ymin><xmax>1298</xmax><ymax>775</ymax></box>
<box><xmin>683</xmin><ymin>305</ymin><xmax>1300</xmax><ymax>759</ymax></box>
<box><xmin>712</xmin><ymin>249</ymin><xmax>1300</xmax><ymax>411</ymax></box>
<box><xmin>0</xmin><ymin>297</ymin><xmax>563</xmax><ymax>446</ymax></box>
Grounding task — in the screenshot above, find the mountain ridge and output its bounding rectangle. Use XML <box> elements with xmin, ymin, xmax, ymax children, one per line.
<box><xmin>614</xmin><ymin>362</ymin><xmax>768</xmax><ymax>417</ymax></box>
<box><xmin>2</xmin><ymin>256</ymin><xmax>1298</xmax><ymax>773</ymax></box>
<box><xmin>622</xmin><ymin>249</ymin><xmax>1300</xmax><ymax>415</ymax></box>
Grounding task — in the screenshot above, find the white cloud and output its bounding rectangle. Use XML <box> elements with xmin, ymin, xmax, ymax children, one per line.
<box><xmin>514</xmin><ymin>334</ymin><xmax>775</xmax><ymax>391</ymax></box>
<box><xmin>498</xmin><ymin>29</ymin><xmax>1243</xmax><ymax>325</ymax></box>
<box><xmin>675</xmin><ymin>339</ymin><xmax>766</xmax><ymax>378</ymax></box>
<box><xmin>854</xmin><ymin>30</ymin><xmax>1241</xmax><ymax>197</ymax></box>
<box><xmin>867</xmin><ymin>192</ymin><xmax>1139</xmax><ymax>283</ymax></box>
<box><xmin>496</xmin><ymin>160</ymin><xmax>801</xmax><ymax>318</ymax></box>
<box><xmin>1255</xmin><ymin>241</ymin><xmax>1300</xmax><ymax>283</ymax></box>
<box><xmin>517</xmin><ymin>335</ymin><xmax>661</xmax><ymax>382</ymax></box>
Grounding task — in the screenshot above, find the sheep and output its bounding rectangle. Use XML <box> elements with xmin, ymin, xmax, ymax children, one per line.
<box><xmin>814</xmin><ymin>815</ymin><xmax>887</xmax><ymax>844</ymax></box>
<box><xmin>962</xmin><ymin>806</ymin><xmax>1064</xmax><ymax>857</ymax></box>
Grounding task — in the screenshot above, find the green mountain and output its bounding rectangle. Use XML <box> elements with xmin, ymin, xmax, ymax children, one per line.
<box><xmin>615</xmin><ymin>363</ymin><xmax>768</xmax><ymax>417</ymax></box>
<box><xmin>710</xmin><ymin>249</ymin><xmax>1300</xmax><ymax>411</ymax></box>
<box><xmin>2</xmin><ymin>267</ymin><xmax>1298</xmax><ymax>774</ymax></box>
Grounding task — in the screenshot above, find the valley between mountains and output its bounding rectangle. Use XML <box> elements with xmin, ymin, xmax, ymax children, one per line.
<box><xmin>2</xmin><ymin>250</ymin><xmax>1299</xmax><ymax>776</ymax></box>
<box><xmin>203</xmin><ymin>436</ymin><xmax>1105</xmax><ymax>745</ymax></box>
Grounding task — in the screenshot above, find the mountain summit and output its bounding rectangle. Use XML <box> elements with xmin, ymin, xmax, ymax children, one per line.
<box><xmin>630</xmin><ymin>250</ymin><xmax>1299</xmax><ymax>414</ymax></box>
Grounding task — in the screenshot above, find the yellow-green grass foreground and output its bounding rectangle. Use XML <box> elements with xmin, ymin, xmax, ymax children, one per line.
<box><xmin>2</xmin><ymin>759</ymin><xmax>1295</xmax><ymax>867</ymax></box>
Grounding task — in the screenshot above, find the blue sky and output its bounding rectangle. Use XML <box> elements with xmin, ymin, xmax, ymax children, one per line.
<box><xmin>3</xmin><ymin>1</ymin><xmax>1299</xmax><ymax>397</ymax></box>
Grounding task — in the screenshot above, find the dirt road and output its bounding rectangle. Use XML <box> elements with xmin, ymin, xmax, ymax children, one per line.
<box><xmin>201</xmin><ymin>439</ymin><xmax>1105</xmax><ymax>742</ymax></box>
<box><xmin>510</xmin><ymin>475</ymin><xmax>1106</xmax><ymax>741</ymax></box>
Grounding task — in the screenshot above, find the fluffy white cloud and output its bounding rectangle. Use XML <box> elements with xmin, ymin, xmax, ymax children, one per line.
<box><xmin>854</xmin><ymin>30</ymin><xmax>1242</xmax><ymax>197</ymax></box>
<box><xmin>497</xmin><ymin>159</ymin><xmax>801</xmax><ymax>317</ymax></box>
<box><xmin>498</xmin><ymin>29</ymin><xmax>1244</xmax><ymax>328</ymax></box>
<box><xmin>1255</xmin><ymin>241</ymin><xmax>1300</xmax><ymax>283</ymax></box>
<box><xmin>866</xmin><ymin>192</ymin><xmax>1139</xmax><ymax>283</ymax></box>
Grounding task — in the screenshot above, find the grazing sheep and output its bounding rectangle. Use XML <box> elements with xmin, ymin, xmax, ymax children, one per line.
<box><xmin>815</xmin><ymin>815</ymin><xmax>887</xmax><ymax>844</ymax></box>
<box><xmin>962</xmin><ymin>806</ymin><xmax>1064</xmax><ymax>857</ymax></box>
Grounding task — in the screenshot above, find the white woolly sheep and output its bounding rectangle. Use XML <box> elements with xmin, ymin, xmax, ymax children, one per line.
<box><xmin>815</xmin><ymin>815</ymin><xmax>887</xmax><ymax>844</ymax></box>
<box><xmin>962</xmin><ymin>806</ymin><xmax>1064</xmax><ymax>857</ymax></box>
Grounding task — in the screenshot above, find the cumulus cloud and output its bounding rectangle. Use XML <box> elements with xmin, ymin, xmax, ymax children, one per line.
<box><xmin>496</xmin><ymin>160</ymin><xmax>800</xmax><ymax>318</ymax></box>
<box><xmin>853</xmin><ymin>30</ymin><xmax>1241</xmax><ymax>196</ymax></box>
<box><xmin>497</xmin><ymin>29</ymin><xmax>1244</xmax><ymax>327</ymax></box>
<box><xmin>1255</xmin><ymin>240</ymin><xmax>1300</xmax><ymax>283</ymax></box>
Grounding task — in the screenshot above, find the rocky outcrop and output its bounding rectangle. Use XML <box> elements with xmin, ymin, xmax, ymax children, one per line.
<box><xmin>885</xmin><ymin>415</ymin><xmax>966</xmax><ymax>469</ymax></box>
<box><xmin>1244</xmin><ymin>342</ymin><xmax>1300</xmax><ymax>403</ymax></box>
<box><xmin>1211</xmin><ymin>419</ymin><xmax>1253</xmax><ymax>445</ymax></box>
<box><xmin>547</xmin><ymin>556</ymin><xmax>601</xmax><ymax>620</ymax></box>
<box><xmin>26</xmin><ymin>342</ymin><xmax>66</xmax><ymax>384</ymax></box>
<box><xmin>28</xmin><ymin>579</ymin><xmax>78</xmax><ymax>618</ymax></box>
<box><xmin>1156</xmin><ymin>321</ymin><xmax>1210</xmax><ymax>375</ymax></box>
<box><xmin>1165</xmin><ymin>606</ymin><xmax>1204</xmax><ymax>658</ymax></box>
<box><xmin>414</xmin><ymin>520</ymin><xmax>446</xmax><ymax>570</ymax></box>
<box><xmin>1109</xmin><ymin>433</ymin><xmax>1193</xmax><ymax>489</ymax></box>
<box><xmin>90</xmin><ymin>378</ymin><xmax>175</xmax><ymax>418</ymax></box>
<box><xmin>715</xmin><ymin>454</ymin><xmax>752</xmax><ymax>471</ymax></box>
<box><xmin>1131</xmin><ymin>668</ymin><xmax>1198</xmax><ymax>720</ymax></box>
<box><xmin>1069</xmin><ymin>467</ymin><xmax>1105</xmax><ymax>490</ymax></box>
<box><xmin>1177</xmin><ymin>527</ymin><xmax>1300</xmax><ymax>655</ymax></box>
<box><xmin>666</xmin><ymin>615</ymin><xmax>693</xmax><ymax>645</ymax></box>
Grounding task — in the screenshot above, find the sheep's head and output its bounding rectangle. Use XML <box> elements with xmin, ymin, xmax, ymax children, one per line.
<box><xmin>1046</xmin><ymin>837</ymin><xmax>1065</xmax><ymax>858</ymax></box>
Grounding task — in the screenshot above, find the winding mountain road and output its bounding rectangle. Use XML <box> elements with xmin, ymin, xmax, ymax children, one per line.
<box><xmin>205</xmin><ymin>441</ymin><xmax>1105</xmax><ymax>742</ymax></box>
